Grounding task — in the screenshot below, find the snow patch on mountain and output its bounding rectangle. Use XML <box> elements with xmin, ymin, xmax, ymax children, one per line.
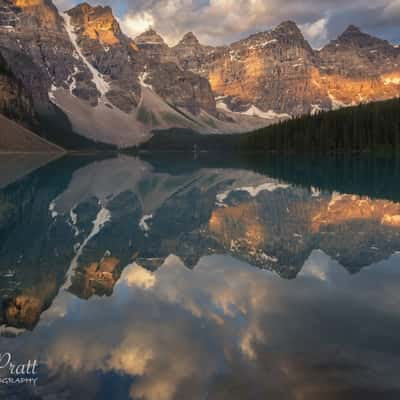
<box><xmin>63</xmin><ymin>205</ymin><xmax>111</xmax><ymax>289</ymax></box>
<box><xmin>139</xmin><ymin>72</ymin><xmax>153</xmax><ymax>90</ymax></box>
<box><xmin>261</xmin><ymin>39</ymin><xmax>278</xmax><ymax>47</ymax></box>
<box><xmin>311</xmin><ymin>104</ymin><xmax>323</xmax><ymax>115</ymax></box>
<box><xmin>67</xmin><ymin>66</ymin><xmax>80</xmax><ymax>94</ymax></box>
<box><xmin>241</xmin><ymin>105</ymin><xmax>290</xmax><ymax>120</ymax></box>
<box><xmin>48</xmin><ymin>84</ymin><xmax>57</xmax><ymax>102</ymax></box>
<box><xmin>260</xmin><ymin>253</ymin><xmax>278</xmax><ymax>263</ymax></box>
<box><xmin>139</xmin><ymin>214</ymin><xmax>153</xmax><ymax>235</ymax></box>
<box><xmin>249</xmin><ymin>39</ymin><xmax>278</xmax><ymax>50</ymax></box>
<box><xmin>216</xmin><ymin>100</ymin><xmax>231</xmax><ymax>113</ymax></box>
<box><xmin>69</xmin><ymin>207</ymin><xmax>80</xmax><ymax>237</ymax></box>
<box><xmin>311</xmin><ymin>186</ymin><xmax>321</xmax><ymax>197</ymax></box>
<box><xmin>49</xmin><ymin>200</ymin><xmax>58</xmax><ymax>218</ymax></box>
<box><xmin>328</xmin><ymin>192</ymin><xmax>345</xmax><ymax>210</ymax></box>
<box><xmin>216</xmin><ymin>101</ymin><xmax>290</xmax><ymax>121</ymax></box>
<box><xmin>217</xmin><ymin>181</ymin><xmax>290</xmax><ymax>204</ymax></box>
<box><xmin>61</xmin><ymin>12</ymin><xmax>110</xmax><ymax>98</ymax></box>
<box><xmin>0</xmin><ymin>325</ymin><xmax>25</xmax><ymax>337</ymax></box>
<box><xmin>328</xmin><ymin>93</ymin><xmax>350</xmax><ymax>110</ymax></box>
<box><xmin>383</xmin><ymin>76</ymin><xmax>400</xmax><ymax>85</ymax></box>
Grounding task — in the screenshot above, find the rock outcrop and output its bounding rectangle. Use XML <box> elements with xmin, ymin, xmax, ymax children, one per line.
<box><xmin>0</xmin><ymin>52</ymin><xmax>37</xmax><ymax>128</ymax></box>
<box><xmin>172</xmin><ymin>31</ymin><xmax>217</xmax><ymax>74</ymax></box>
<box><xmin>132</xmin><ymin>28</ymin><xmax>217</xmax><ymax>116</ymax></box>
<box><xmin>69</xmin><ymin>256</ymin><xmax>122</xmax><ymax>299</ymax></box>
<box><xmin>0</xmin><ymin>0</ymin><xmax>91</xmax><ymax>109</ymax></box>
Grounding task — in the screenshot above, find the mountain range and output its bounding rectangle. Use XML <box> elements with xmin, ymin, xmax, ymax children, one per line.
<box><xmin>0</xmin><ymin>0</ymin><xmax>400</xmax><ymax>148</ymax></box>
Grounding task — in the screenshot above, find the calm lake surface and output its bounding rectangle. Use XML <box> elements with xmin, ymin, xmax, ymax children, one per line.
<box><xmin>1</xmin><ymin>154</ymin><xmax>400</xmax><ymax>399</ymax></box>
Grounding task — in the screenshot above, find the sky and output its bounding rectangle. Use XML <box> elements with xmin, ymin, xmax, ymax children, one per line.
<box><xmin>54</xmin><ymin>0</ymin><xmax>400</xmax><ymax>48</ymax></box>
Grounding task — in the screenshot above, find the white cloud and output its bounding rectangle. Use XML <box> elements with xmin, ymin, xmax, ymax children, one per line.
<box><xmin>120</xmin><ymin>263</ymin><xmax>156</xmax><ymax>289</ymax></box>
<box><xmin>108</xmin><ymin>339</ymin><xmax>153</xmax><ymax>376</ymax></box>
<box><xmin>300</xmin><ymin>18</ymin><xmax>328</xmax><ymax>49</ymax></box>
<box><xmin>383</xmin><ymin>0</ymin><xmax>400</xmax><ymax>16</ymax></box>
<box><xmin>119</xmin><ymin>11</ymin><xmax>155</xmax><ymax>39</ymax></box>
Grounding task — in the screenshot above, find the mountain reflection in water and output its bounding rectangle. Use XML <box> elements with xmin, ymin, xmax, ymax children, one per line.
<box><xmin>1</xmin><ymin>154</ymin><xmax>400</xmax><ymax>400</ymax></box>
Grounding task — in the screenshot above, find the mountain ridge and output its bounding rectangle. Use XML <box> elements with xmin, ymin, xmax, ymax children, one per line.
<box><xmin>0</xmin><ymin>0</ymin><xmax>399</xmax><ymax>148</ymax></box>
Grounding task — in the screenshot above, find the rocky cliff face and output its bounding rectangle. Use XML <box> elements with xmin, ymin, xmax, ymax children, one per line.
<box><xmin>0</xmin><ymin>0</ymin><xmax>399</xmax><ymax>147</ymax></box>
<box><xmin>173</xmin><ymin>32</ymin><xmax>217</xmax><ymax>74</ymax></box>
<box><xmin>135</xmin><ymin>28</ymin><xmax>177</xmax><ymax>64</ymax></box>
<box><xmin>173</xmin><ymin>22</ymin><xmax>400</xmax><ymax>116</ymax></box>
<box><xmin>202</xmin><ymin>22</ymin><xmax>328</xmax><ymax>115</ymax></box>
<box><xmin>0</xmin><ymin>0</ymin><xmax>112</xmax><ymax>150</ymax></box>
<box><xmin>64</xmin><ymin>3</ymin><xmax>141</xmax><ymax>109</ymax></box>
<box><xmin>0</xmin><ymin>0</ymin><xmax>231</xmax><ymax>147</ymax></box>
<box><xmin>319</xmin><ymin>25</ymin><xmax>398</xmax><ymax>78</ymax></box>
<box><xmin>316</xmin><ymin>25</ymin><xmax>400</xmax><ymax>107</ymax></box>
<box><xmin>69</xmin><ymin>256</ymin><xmax>122</xmax><ymax>299</ymax></box>
<box><xmin>173</xmin><ymin>22</ymin><xmax>328</xmax><ymax>115</ymax></box>
<box><xmin>60</xmin><ymin>4</ymin><xmax>227</xmax><ymax>144</ymax></box>
<box><xmin>133</xmin><ymin>28</ymin><xmax>217</xmax><ymax>116</ymax></box>
<box><xmin>0</xmin><ymin>52</ymin><xmax>37</xmax><ymax>128</ymax></box>
<box><xmin>0</xmin><ymin>0</ymin><xmax>92</xmax><ymax>109</ymax></box>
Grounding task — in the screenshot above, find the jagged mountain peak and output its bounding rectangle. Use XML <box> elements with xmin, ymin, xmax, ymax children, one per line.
<box><xmin>338</xmin><ymin>24</ymin><xmax>370</xmax><ymax>42</ymax></box>
<box><xmin>273</xmin><ymin>20</ymin><xmax>302</xmax><ymax>35</ymax></box>
<box><xmin>233</xmin><ymin>20</ymin><xmax>308</xmax><ymax>51</ymax></box>
<box><xmin>67</xmin><ymin>2</ymin><xmax>114</xmax><ymax>18</ymax></box>
<box><xmin>69</xmin><ymin>2</ymin><xmax>112</xmax><ymax>12</ymax></box>
<box><xmin>69</xmin><ymin>2</ymin><xmax>91</xmax><ymax>11</ymax></box>
<box><xmin>343</xmin><ymin>24</ymin><xmax>362</xmax><ymax>34</ymax></box>
<box><xmin>135</xmin><ymin>29</ymin><xmax>165</xmax><ymax>45</ymax></box>
<box><xmin>67</xmin><ymin>3</ymin><xmax>116</xmax><ymax>22</ymax></box>
<box><xmin>66</xmin><ymin>2</ymin><xmax>122</xmax><ymax>45</ymax></box>
<box><xmin>267</xmin><ymin>20</ymin><xmax>312</xmax><ymax>50</ymax></box>
<box><xmin>335</xmin><ymin>24</ymin><xmax>390</xmax><ymax>48</ymax></box>
<box><xmin>179</xmin><ymin>32</ymin><xmax>200</xmax><ymax>45</ymax></box>
<box><xmin>7</xmin><ymin>0</ymin><xmax>61</xmax><ymax>29</ymax></box>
